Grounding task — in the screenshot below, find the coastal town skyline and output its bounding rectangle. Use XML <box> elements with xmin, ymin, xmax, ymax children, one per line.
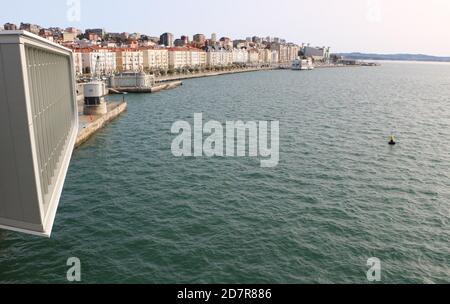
<box><xmin>1</xmin><ymin>19</ymin><xmax>336</xmax><ymax>76</ymax></box>
<box><xmin>2</xmin><ymin>0</ymin><xmax>450</xmax><ymax>56</ymax></box>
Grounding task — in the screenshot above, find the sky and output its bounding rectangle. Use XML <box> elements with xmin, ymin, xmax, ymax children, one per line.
<box><xmin>1</xmin><ymin>0</ymin><xmax>450</xmax><ymax>56</ymax></box>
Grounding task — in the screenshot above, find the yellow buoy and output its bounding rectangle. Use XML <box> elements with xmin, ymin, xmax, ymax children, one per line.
<box><xmin>389</xmin><ymin>135</ymin><xmax>396</xmax><ymax>145</ymax></box>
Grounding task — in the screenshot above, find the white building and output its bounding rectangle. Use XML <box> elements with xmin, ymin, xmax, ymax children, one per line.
<box><xmin>207</xmin><ymin>48</ymin><xmax>233</xmax><ymax>67</ymax></box>
<box><xmin>248</xmin><ymin>49</ymin><xmax>260</xmax><ymax>65</ymax></box>
<box><xmin>168</xmin><ymin>47</ymin><xmax>206</xmax><ymax>69</ymax></box>
<box><xmin>115</xmin><ymin>49</ymin><xmax>144</xmax><ymax>72</ymax></box>
<box><xmin>271</xmin><ymin>50</ymin><xmax>279</xmax><ymax>65</ymax></box>
<box><xmin>232</xmin><ymin>48</ymin><xmax>249</xmax><ymax>64</ymax></box>
<box><xmin>73</xmin><ymin>51</ymin><xmax>83</xmax><ymax>75</ymax></box>
<box><xmin>303</xmin><ymin>46</ymin><xmax>331</xmax><ymax>62</ymax></box>
<box><xmin>258</xmin><ymin>48</ymin><xmax>273</xmax><ymax>64</ymax></box>
<box><xmin>287</xmin><ymin>44</ymin><xmax>300</xmax><ymax>62</ymax></box>
<box><xmin>80</xmin><ymin>49</ymin><xmax>117</xmax><ymax>75</ymax></box>
<box><xmin>142</xmin><ymin>48</ymin><xmax>169</xmax><ymax>71</ymax></box>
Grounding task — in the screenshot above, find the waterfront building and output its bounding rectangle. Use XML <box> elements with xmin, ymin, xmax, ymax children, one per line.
<box><xmin>115</xmin><ymin>49</ymin><xmax>144</xmax><ymax>72</ymax></box>
<box><xmin>168</xmin><ymin>47</ymin><xmax>189</xmax><ymax>69</ymax></box>
<box><xmin>275</xmin><ymin>44</ymin><xmax>289</xmax><ymax>63</ymax></box>
<box><xmin>78</xmin><ymin>48</ymin><xmax>117</xmax><ymax>75</ymax></box>
<box><xmin>73</xmin><ymin>51</ymin><xmax>83</xmax><ymax>75</ymax></box>
<box><xmin>287</xmin><ymin>43</ymin><xmax>300</xmax><ymax>62</ymax></box>
<box><xmin>160</xmin><ymin>32</ymin><xmax>174</xmax><ymax>47</ymax></box>
<box><xmin>190</xmin><ymin>48</ymin><xmax>207</xmax><ymax>67</ymax></box>
<box><xmin>271</xmin><ymin>50</ymin><xmax>279</xmax><ymax>64</ymax></box>
<box><xmin>142</xmin><ymin>48</ymin><xmax>169</xmax><ymax>71</ymax></box>
<box><xmin>303</xmin><ymin>46</ymin><xmax>331</xmax><ymax>62</ymax></box>
<box><xmin>248</xmin><ymin>49</ymin><xmax>260</xmax><ymax>65</ymax></box>
<box><xmin>168</xmin><ymin>47</ymin><xmax>207</xmax><ymax>69</ymax></box>
<box><xmin>109</xmin><ymin>71</ymin><xmax>155</xmax><ymax>89</ymax></box>
<box><xmin>259</xmin><ymin>48</ymin><xmax>273</xmax><ymax>64</ymax></box>
<box><xmin>206</xmin><ymin>47</ymin><xmax>233</xmax><ymax>67</ymax></box>
<box><xmin>232</xmin><ymin>48</ymin><xmax>249</xmax><ymax>64</ymax></box>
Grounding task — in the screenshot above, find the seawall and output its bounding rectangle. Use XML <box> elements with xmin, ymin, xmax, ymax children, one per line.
<box><xmin>75</xmin><ymin>101</ymin><xmax>127</xmax><ymax>150</ymax></box>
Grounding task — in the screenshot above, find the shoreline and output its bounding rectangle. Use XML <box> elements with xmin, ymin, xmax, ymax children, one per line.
<box><xmin>154</xmin><ymin>64</ymin><xmax>360</xmax><ymax>82</ymax></box>
<box><xmin>155</xmin><ymin>66</ymin><xmax>277</xmax><ymax>82</ymax></box>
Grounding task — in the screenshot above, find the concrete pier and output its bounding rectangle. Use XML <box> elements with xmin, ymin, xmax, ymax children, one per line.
<box><xmin>109</xmin><ymin>80</ymin><xmax>183</xmax><ymax>94</ymax></box>
<box><xmin>75</xmin><ymin>101</ymin><xmax>127</xmax><ymax>149</ymax></box>
<box><xmin>151</xmin><ymin>81</ymin><xmax>183</xmax><ymax>93</ymax></box>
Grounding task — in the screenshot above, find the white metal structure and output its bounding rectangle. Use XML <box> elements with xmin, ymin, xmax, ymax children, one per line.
<box><xmin>0</xmin><ymin>31</ymin><xmax>78</xmax><ymax>237</ymax></box>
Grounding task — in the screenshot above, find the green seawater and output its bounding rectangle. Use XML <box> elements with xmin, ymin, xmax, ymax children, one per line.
<box><xmin>0</xmin><ymin>62</ymin><xmax>449</xmax><ymax>283</ymax></box>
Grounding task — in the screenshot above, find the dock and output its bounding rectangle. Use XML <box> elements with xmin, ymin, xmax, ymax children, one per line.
<box><xmin>75</xmin><ymin>101</ymin><xmax>127</xmax><ymax>150</ymax></box>
<box><xmin>109</xmin><ymin>80</ymin><xmax>183</xmax><ymax>94</ymax></box>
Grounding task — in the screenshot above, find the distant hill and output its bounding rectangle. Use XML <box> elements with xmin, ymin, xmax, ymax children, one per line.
<box><xmin>337</xmin><ymin>52</ymin><xmax>450</xmax><ymax>62</ymax></box>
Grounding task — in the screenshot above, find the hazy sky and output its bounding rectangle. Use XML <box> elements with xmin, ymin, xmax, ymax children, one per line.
<box><xmin>1</xmin><ymin>0</ymin><xmax>450</xmax><ymax>56</ymax></box>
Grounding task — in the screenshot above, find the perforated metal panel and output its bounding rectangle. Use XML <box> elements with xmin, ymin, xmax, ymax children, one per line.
<box><xmin>0</xmin><ymin>31</ymin><xmax>78</xmax><ymax>237</ymax></box>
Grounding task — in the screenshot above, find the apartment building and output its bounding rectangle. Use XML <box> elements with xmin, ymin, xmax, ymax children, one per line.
<box><xmin>287</xmin><ymin>44</ymin><xmax>300</xmax><ymax>62</ymax></box>
<box><xmin>79</xmin><ymin>48</ymin><xmax>117</xmax><ymax>75</ymax></box>
<box><xmin>73</xmin><ymin>51</ymin><xmax>83</xmax><ymax>75</ymax></box>
<box><xmin>160</xmin><ymin>32</ymin><xmax>174</xmax><ymax>47</ymax></box>
<box><xmin>116</xmin><ymin>49</ymin><xmax>144</xmax><ymax>72</ymax></box>
<box><xmin>259</xmin><ymin>48</ymin><xmax>273</xmax><ymax>64</ymax></box>
<box><xmin>271</xmin><ymin>50</ymin><xmax>279</xmax><ymax>64</ymax></box>
<box><xmin>142</xmin><ymin>48</ymin><xmax>169</xmax><ymax>71</ymax></box>
<box><xmin>232</xmin><ymin>48</ymin><xmax>249</xmax><ymax>64</ymax></box>
<box><xmin>206</xmin><ymin>48</ymin><xmax>233</xmax><ymax>67</ymax></box>
<box><xmin>277</xmin><ymin>44</ymin><xmax>289</xmax><ymax>63</ymax></box>
<box><xmin>303</xmin><ymin>46</ymin><xmax>331</xmax><ymax>62</ymax></box>
<box><xmin>168</xmin><ymin>47</ymin><xmax>206</xmax><ymax>69</ymax></box>
<box><xmin>248</xmin><ymin>49</ymin><xmax>260</xmax><ymax>65</ymax></box>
